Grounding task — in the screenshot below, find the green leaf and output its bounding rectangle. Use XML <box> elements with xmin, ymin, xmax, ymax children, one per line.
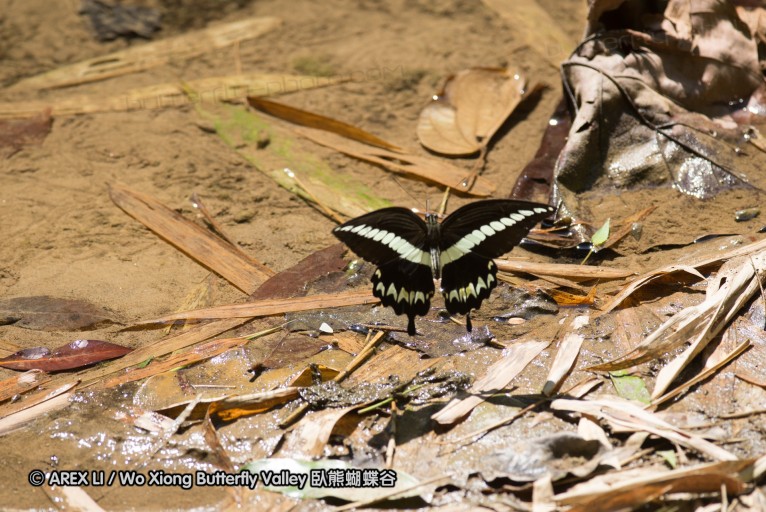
<box><xmin>658</xmin><ymin>449</ymin><xmax>678</xmax><ymax>468</ymax></box>
<box><xmin>591</xmin><ymin>218</ymin><xmax>611</xmax><ymax>247</ymax></box>
<box><xmin>136</xmin><ymin>357</ymin><xmax>153</xmax><ymax>369</ymax></box>
<box><xmin>609</xmin><ymin>370</ymin><xmax>650</xmax><ymax>404</ymax></box>
<box><xmin>581</xmin><ymin>218</ymin><xmax>611</xmax><ymax>264</ymax></box>
<box><xmin>242</xmin><ymin>458</ymin><xmax>421</xmax><ymax>502</ymax></box>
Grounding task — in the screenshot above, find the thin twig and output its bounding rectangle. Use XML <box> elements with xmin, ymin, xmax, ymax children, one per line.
<box><xmin>719</xmin><ymin>409</ymin><xmax>766</xmax><ymax>420</ymax></box>
<box><xmin>750</xmin><ymin>256</ymin><xmax>766</xmax><ymax>330</ymax></box>
<box><xmin>457</xmin><ymin>144</ymin><xmax>489</xmax><ymax>192</ymax></box>
<box><xmin>283</xmin><ymin>168</ymin><xmax>345</xmax><ymax>224</ymax></box>
<box><xmin>386</xmin><ymin>401</ymin><xmax>398</xmax><ymax>469</ymax></box>
<box><xmin>190</xmin><ymin>193</ymin><xmax>240</xmax><ymax>248</ymax></box>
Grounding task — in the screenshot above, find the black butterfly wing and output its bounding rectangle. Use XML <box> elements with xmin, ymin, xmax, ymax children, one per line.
<box><xmin>333</xmin><ymin>207</ymin><xmax>434</xmax><ymax>335</ymax></box>
<box><xmin>439</xmin><ymin>200</ymin><xmax>554</xmax><ymax>260</ymax></box>
<box><xmin>441</xmin><ymin>252</ymin><xmax>497</xmax><ymax>317</ymax></box>
<box><xmin>372</xmin><ymin>261</ymin><xmax>435</xmax><ymax>335</ymax></box>
<box><xmin>438</xmin><ymin>200</ymin><xmax>553</xmax><ymax>324</ymax></box>
<box><xmin>332</xmin><ymin>207</ymin><xmax>430</xmax><ymax>267</ymax></box>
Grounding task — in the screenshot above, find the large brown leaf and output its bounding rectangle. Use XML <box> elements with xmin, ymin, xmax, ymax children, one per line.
<box><xmin>0</xmin><ymin>296</ymin><xmax>119</xmax><ymax>331</ymax></box>
<box><xmin>417</xmin><ymin>68</ymin><xmax>530</xmax><ymax>156</ymax></box>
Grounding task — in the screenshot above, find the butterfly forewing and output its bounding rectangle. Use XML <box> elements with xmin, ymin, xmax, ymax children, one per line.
<box><xmin>333</xmin><ymin>207</ymin><xmax>430</xmax><ymax>267</ymax></box>
<box><xmin>439</xmin><ymin>200</ymin><xmax>554</xmax><ymax>260</ymax></box>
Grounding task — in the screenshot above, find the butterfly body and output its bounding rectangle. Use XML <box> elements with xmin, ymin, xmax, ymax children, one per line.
<box><xmin>333</xmin><ymin>200</ymin><xmax>554</xmax><ymax>335</ymax></box>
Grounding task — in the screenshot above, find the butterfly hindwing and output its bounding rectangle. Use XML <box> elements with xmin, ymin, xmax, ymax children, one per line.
<box><xmin>441</xmin><ymin>252</ymin><xmax>497</xmax><ymax>317</ymax></box>
<box><xmin>371</xmin><ymin>260</ymin><xmax>435</xmax><ymax>335</ymax></box>
<box><xmin>333</xmin><ymin>207</ymin><xmax>430</xmax><ymax>267</ymax></box>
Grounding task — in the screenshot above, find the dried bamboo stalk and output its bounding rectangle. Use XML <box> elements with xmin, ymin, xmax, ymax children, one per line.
<box><xmin>9</xmin><ymin>17</ymin><xmax>282</xmax><ymax>91</ymax></box>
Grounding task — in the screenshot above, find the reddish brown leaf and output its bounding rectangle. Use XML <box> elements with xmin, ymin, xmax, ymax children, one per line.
<box><xmin>0</xmin><ymin>339</ymin><xmax>132</xmax><ymax>372</ymax></box>
<box><xmin>0</xmin><ymin>111</ymin><xmax>52</xmax><ymax>157</ymax></box>
<box><xmin>0</xmin><ymin>296</ymin><xmax>119</xmax><ymax>332</ymax></box>
<box><xmin>511</xmin><ymin>98</ymin><xmax>569</xmax><ymax>202</ymax></box>
<box><xmin>251</xmin><ymin>243</ymin><xmax>347</xmax><ymax>300</ymax></box>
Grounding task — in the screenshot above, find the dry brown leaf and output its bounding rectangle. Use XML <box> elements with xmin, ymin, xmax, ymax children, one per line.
<box><xmin>283</xmin><ymin>407</ymin><xmax>358</xmax><ymax>458</ymax></box>
<box><xmin>556</xmin><ymin>459</ymin><xmax>754</xmax><ymax>509</ymax></box>
<box><xmin>495</xmin><ymin>258</ymin><xmax>632</xmax><ymax>280</ymax></box>
<box><xmin>651</xmin><ymin>339</ymin><xmax>751</xmax><ymax>408</ymax></box>
<box><xmin>594</xmin><ymin>251</ymin><xmax>765</xmax><ymax>373</ymax></box>
<box><xmin>294</xmin><ymin>126</ymin><xmax>496</xmax><ymax>196</ymax></box>
<box><xmin>251</xmin><ymin>243</ymin><xmax>347</xmax><ymax>300</ymax></box>
<box><xmin>0</xmin><ymin>74</ymin><xmax>344</xmax><ymax>120</ymax></box>
<box><xmin>116</xmin><ymin>407</ymin><xmax>175</xmax><ymax>434</ymax></box>
<box><xmin>287</xmin><ymin>365</ymin><xmax>341</xmax><ymax>387</ymax></box>
<box><xmin>202</xmin><ymin>408</ymin><xmax>237</xmax><ymax>473</ymax></box>
<box><xmin>551</xmin><ymin>396</ymin><xmax>738</xmax><ymax>461</ymax></box>
<box><xmin>432</xmin><ymin>339</ymin><xmax>550</xmax><ymax>425</ymax></box>
<box><xmin>511</xmin><ymin>99</ymin><xmax>570</xmax><ymax>202</ymax></box>
<box><xmin>210</xmin><ymin>387</ymin><xmax>300</xmax><ymax>422</ymax></box>
<box><xmin>104</xmin><ymin>337</ymin><xmax>249</xmax><ymax>388</ymax></box>
<box><xmin>0</xmin><ymin>381</ymin><xmax>77</xmax><ymax>424</ymax></box>
<box><xmin>0</xmin><ymin>296</ymin><xmax>119</xmax><ymax>331</ymax></box>
<box><xmin>600</xmin><ymin>235</ymin><xmax>766</xmax><ymax>314</ymax></box>
<box><xmin>346</xmin><ymin>344</ymin><xmax>438</xmax><ymax>386</ymax></box>
<box><xmin>138</xmin><ymin>289</ymin><xmax>376</xmax><ymax>324</ymax></box>
<box><xmin>735</xmin><ymin>370</ymin><xmax>766</xmax><ymax>389</ymax></box>
<box><xmin>417</xmin><ymin>68</ymin><xmax>529</xmax><ymax>156</ymax></box>
<box><xmin>248</xmin><ymin>97</ymin><xmax>400</xmax><ymax>151</ymax></box>
<box><xmin>83</xmin><ymin>318</ymin><xmax>250</xmax><ymax>388</ymax></box>
<box><xmin>0</xmin><ymin>390</ymin><xmax>73</xmax><ymax>436</ymax></box>
<box><xmin>542</xmin><ymin>315</ymin><xmax>587</xmax><ymax>396</ymax></box>
<box><xmin>9</xmin><ymin>17</ymin><xmax>282</xmax><ymax>91</ymax></box>
<box><xmin>109</xmin><ymin>182</ymin><xmax>274</xmax><ymax>295</ymax></box>
<box><xmin>545</xmin><ymin>286</ymin><xmax>597</xmax><ymax>307</ymax></box>
<box><xmin>0</xmin><ymin>111</ymin><xmax>52</xmax><ymax>156</ymax></box>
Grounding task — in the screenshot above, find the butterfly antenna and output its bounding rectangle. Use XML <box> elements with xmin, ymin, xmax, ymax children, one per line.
<box><xmin>390</xmin><ymin>175</ymin><xmax>427</xmax><ymax>213</ymax></box>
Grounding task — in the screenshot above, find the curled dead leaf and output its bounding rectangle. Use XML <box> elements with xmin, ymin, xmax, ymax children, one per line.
<box><xmin>417</xmin><ymin>68</ymin><xmax>530</xmax><ymax>156</ymax></box>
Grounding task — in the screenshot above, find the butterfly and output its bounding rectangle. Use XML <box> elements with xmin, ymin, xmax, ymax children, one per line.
<box><xmin>333</xmin><ymin>199</ymin><xmax>554</xmax><ymax>335</ymax></box>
